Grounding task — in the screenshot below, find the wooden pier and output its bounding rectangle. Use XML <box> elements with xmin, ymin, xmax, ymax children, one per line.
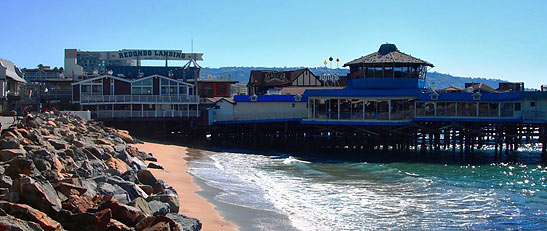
<box><xmin>202</xmin><ymin>121</ymin><xmax>547</xmax><ymax>160</ymax></box>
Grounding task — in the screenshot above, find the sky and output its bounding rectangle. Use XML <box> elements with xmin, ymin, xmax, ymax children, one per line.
<box><xmin>1</xmin><ymin>0</ymin><xmax>546</xmax><ymax>88</ymax></box>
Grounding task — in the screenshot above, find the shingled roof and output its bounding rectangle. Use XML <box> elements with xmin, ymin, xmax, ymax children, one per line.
<box><xmin>343</xmin><ymin>44</ymin><xmax>434</xmax><ymax>67</ymax></box>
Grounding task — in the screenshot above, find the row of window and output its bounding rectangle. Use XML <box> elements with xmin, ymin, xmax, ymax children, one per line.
<box><xmin>308</xmin><ymin>98</ymin><xmax>521</xmax><ymax>121</ymax></box>
<box><xmin>416</xmin><ymin>102</ymin><xmax>519</xmax><ymax>117</ymax></box>
<box><xmin>349</xmin><ymin>64</ymin><xmax>427</xmax><ymax>79</ymax></box>
<box><xmin>81</xmin><ymin>78</ymin><xmax>192</xmax><ymax>96</ymax></box>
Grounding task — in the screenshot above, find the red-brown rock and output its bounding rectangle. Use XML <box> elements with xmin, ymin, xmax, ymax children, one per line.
<box><xmin>11</xmin><ymin>176</ymin><xmax>62</xmax><ymax>215</ymax></box>
<box><xmin>62</xmin><ymin>194</ymin><xmax>94</xmax><ymax>213</ymax></box>
<box><xmin>100</xmin><ymin>196</ymin><xmax>147</xmax><ymax>227</ymax></box>
<box><xmin>135</xmin><ymin>216</ymin><xmax>179</xmax><ymax>231</ymax></box>
<box><xmin>106</xmin><ymin>219</ymin><xmax>132</xmax><ymax>231</ymax></box>
<box><xmin>96</xmin><ymin>208</ymin><xmax>112</xmax><ymax>228</ymax></box>
<box><xmin>0</xmin><ymin>201</ymin><xmax>63</xmax><ymax>231</ymax></box>
<box><xmin>105</xmin><ymin>157</ymin><xmax>128</xmax><ymax>173</ymax></box>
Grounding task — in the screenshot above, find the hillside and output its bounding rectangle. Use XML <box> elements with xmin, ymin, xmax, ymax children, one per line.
<box><xmin>200</xmin><ymin>67</ymin><xmax>507</xmax><ymax>90</ymax></box>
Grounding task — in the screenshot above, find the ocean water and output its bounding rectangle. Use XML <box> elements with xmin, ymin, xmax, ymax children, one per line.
<box><xmin>187</xmin><ymin>148</ymin><xmax>547</xmax><ymax>230</ymax></box>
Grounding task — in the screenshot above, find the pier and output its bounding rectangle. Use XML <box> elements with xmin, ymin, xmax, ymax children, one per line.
<box><xmin>85</xmin><ymin>44</ymin><xmax>547</xmax><ymax>160</ymax></box>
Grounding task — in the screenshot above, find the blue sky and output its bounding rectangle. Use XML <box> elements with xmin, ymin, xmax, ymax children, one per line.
<box><xmin>1</xmin><ymin>0</ymin><xmax>546</xmax><ymax>88</ymax></box>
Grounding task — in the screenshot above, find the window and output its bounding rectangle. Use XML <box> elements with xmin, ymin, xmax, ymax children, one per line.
<box><xmin>217</xmin><ymin>84</ymin><xmax>227</xmax><ymax>95</ymax></box>
<box><xmin>501</xmin><ymin>103</ymin><xmax>514</xmax><ymax>117</ymax></box>
<box><xmin>514</xmin><ymin>102</ymin><xmax>521</xmax><ymax>111</ymax></box>
<box><xmin>81</xmin><ymin>80</ymin><xmax>102</xmax><ymax>96</ymax></box>
<box><xmin>530</xmin><ymin>101</ymin><xmax>536</xmax><ymax>107</ymax></box>
<box><xmin>132</xmin><ymin>78</ymin><xmax>153</xmax><ymax>95</ymax></box>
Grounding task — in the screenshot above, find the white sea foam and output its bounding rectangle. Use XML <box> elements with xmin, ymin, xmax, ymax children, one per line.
<box><xmin>187</xmin><ymin>151</ymin><xmax>547</xmax><ymax>231</ymax></box>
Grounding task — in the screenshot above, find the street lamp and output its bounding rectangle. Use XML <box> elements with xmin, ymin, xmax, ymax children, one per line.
<box><xmin>44</xmin><ymin>88</ymin><xmax>48</xmax><ymax>112</ymax></box>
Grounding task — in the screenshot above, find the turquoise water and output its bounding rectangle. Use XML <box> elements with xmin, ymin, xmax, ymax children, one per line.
<box><xmin>188</xmin><ymin>149</ymin><xmax>547</xmax><ymax>230</ymax></box>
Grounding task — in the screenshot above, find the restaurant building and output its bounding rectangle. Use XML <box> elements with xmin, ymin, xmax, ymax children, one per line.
<box><xmin>303</xmin><ymin>44</ymin><xmax>524</xmax><ymax>125</ymax></box>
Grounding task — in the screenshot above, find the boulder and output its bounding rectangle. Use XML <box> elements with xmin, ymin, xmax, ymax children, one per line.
<box><xmin>0</xmin><ymin>201</ymin><xmax>63</xmax><ymax>231</ymax></box>
<box><xmin>5</xmin><ymin>156</ymin><xmax>36</xmax><ymax>178</ymax></box>
<box><xmin>128</xmin><ymin>197</ymin><xmax>152</xmax><ymax>216</ymax></box>
<box><xmin>99</xmin><ymin>196</ymin><xmax>147</xmax><ymax>227</ymax></box>
<box><xmin>11</xmin><ymin>176</ymin><xmax>62</xmax><ymax>215</ymax></box>
<box><xmin>48</xmin><ymin>139</ymin><xmax>67</xmax><ymax>150</ymax></box>
<box><xmin>148</xmin><ymin>200</ymin><xmax>170</xmax><ymax>216</ymax></box>
<box><xmin>147</xmin><ymin>163</ymin><xmax>164</xmax><ymax>169</ymax></box>
<box><xmin>105</xmin><ymin>157</ymin><xmax>128</xmax><ymax>173</ymax></box>
<box><xmin>54</xmin><ymin>182</ymin><xmax>87</xmax><ymax>198</ymax></box>
<box><xmin>61</xmin><ymin>194</ymin><xmax>95</xmax><ymax>213</ymax></box>
<box><xmin>116</xmin><ymin>130</ymin><xmax>135</xmax><ymax>144</ymax></box>
<box><xmin>96</xmin><ymin>208</ymin><xmax>112</xmax><ymax>228</ymax></box>
<box><xmin>137</xmin><ymin>170</ymin><xmax>164</xmax><ymax>194</ymax></box>
<box><xmin>0</xmin><ymin>175</ymin><xmax>13</xmax><ymax>188</ymax></box>
<box><xmin>146</xmin><ymin>194</ymin><xmax>179</xmax><ymax>213</ymax></box>
<box><xmin>0</xmin><ymin>215</ymin><xmax>44</xmax><ymax>231</ymax></box>
<box><xmin>0</xmin><ymin>148</ymin><xmax>26</xmax><ymax>161</ymax></box>
<box><xmin>166</xmin><ymin>213</ymin><xmax>203</xmax><ymax>231</ymax></box>
<box><xmin>106</xmin><ymin>219</ymin><xmax>132</xmax><ymax>231</ymax></box>
<box><xmin>135</xmin><ymin>216</ymin><xmax>178</xmax><ymax>231</ymax></box>
<box><xmin>94</xmin><ymin>138</ymin><xmax>114</xmax><ymax>146</ymax></box>
<box><xmin>127</xmin><ymin>156</ymin><xmax>147</xmax><ymax>170</ymax></box>
<box><xmin>138</xmin><ymin>184</ymin><xmax>153</xmax><ymax>196</ymax></box>
<box><xmin>0</xmin><ymin>138</ymin><xmax>23</xmax><ymax>149</ymax></box>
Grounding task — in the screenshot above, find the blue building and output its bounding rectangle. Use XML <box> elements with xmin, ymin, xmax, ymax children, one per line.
<box><xmin>303</xmin><ymin>44</ymin><xmax>525</xmax><ymax>125</ymax></box>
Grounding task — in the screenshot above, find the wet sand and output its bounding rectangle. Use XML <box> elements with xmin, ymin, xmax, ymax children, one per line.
<box><xmin>133</xmin><ymin>142</ymin><xmax>237</xmax><ymax>231</ymax></box>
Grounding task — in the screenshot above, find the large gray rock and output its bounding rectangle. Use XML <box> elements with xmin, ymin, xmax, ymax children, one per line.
<box><xmin>0</xmin><ymin>175</ymin><xmax>12</xmax><ymax>188</ymax></box>
<box><xmin>0</xmin><ymin>138</ymin><xmax>23</xmax><ymax>149</ymax></box>
<box><xmin>11</xmin><ymin>176</ymin><xmax>62</xmax><ymax>215</ymax></box>
<box><xmin>0</xmin><ymin>215</ymin><xmax>44</xmax><ymax>231</ymax></box>
<box><xmin>148</xmin><ymin>200</ymin><xmax>170</xmax><ymax>216</ymax></box>
<box><xmin>166</xmin><ymin>213</ymin><xmax>203</xmax><ymax>231</ymax></box>
<box><xmin>48</xmin><ymin>139</ymin><xmax>68</xmax><ymax>150</ymax></box>
<box><xmin>128</xmin><ymin>197</ymin><xmax>152</xmax><ymax>216</ymax></box>
<box><xmin>146</xmin><ymin>193</ymin><xmax>179</xmax><ymax>213</ymax></box>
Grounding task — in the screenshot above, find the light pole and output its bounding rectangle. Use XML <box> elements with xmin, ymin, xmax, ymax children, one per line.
<box><xmin>44</xmin><ymin>88</ymin><xmax>48</xmax><ymax>112</ymax></box>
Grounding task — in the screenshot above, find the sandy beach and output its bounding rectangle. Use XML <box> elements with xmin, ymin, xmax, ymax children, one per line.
<box><xmin>133</xmin><ymin>142</ymin><xmax>237</xmax><ymax>231</ymax></box>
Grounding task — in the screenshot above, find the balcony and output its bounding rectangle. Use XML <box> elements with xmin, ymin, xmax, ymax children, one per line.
<box><xmin>94</xmin><ymin>110</ymin><xmax>200</xmax><ymax>118</ymax></box>
<box><xmin>80</xmin><ymin>95</ymin><xmax>200</xmax><ymax>104</ymax></box>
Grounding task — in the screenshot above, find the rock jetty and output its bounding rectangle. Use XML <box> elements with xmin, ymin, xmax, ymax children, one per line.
<box><xmin>0</xmin><ymin>112</ymin><xmax>202</xmax><ymax>231</ymax></box>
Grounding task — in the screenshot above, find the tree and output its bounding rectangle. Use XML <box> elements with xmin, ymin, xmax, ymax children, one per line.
<box><xmin>59</xmin><ymin>67</ymin><xmax>64</xmax><ymax>72</ymax></box>
<box><xmin>37</xmin><ymin>64</ymin><xmax>44</xmax><ymax>69</ymax></box>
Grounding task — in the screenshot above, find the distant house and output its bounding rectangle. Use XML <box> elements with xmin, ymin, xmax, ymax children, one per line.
<box><xmin>464</xmin><ymin>82</ymin><xmax>496</xmax><ymax>93</ymax></box>
<box><xmin>246</xmin><ymin>68</ymin><xmax>322</xmax><ymax>95</ymax></box>
<box><xmin>439</xmin><ymin>86</ymin><xmax>463</xmax><ymax>93</ymax></box>
<box><xmin>23</xmin><ymin>66</ymin><xmax>73</xmax><ymax>106</ymax></box>
<box><xmin>0</xmin><ymin>58</ymin><xmax>26</xmax><ymax>111</ymax></box>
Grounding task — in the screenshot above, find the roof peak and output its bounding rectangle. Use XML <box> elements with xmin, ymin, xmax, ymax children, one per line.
<box><xmin>378</xmin><ymin>43</ymin><xmax>398</xmax><ymax>55</ymax></box>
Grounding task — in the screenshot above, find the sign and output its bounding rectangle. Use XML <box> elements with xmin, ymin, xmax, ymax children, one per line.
<box><xmin>264</xmin><ymin>72</ymin><xmax>288</xmax><ymax>83</ymax></box>
<box><xmin>115</xmin><ymin>49</ymin><xmax>203</xmax><ymax>61</ymax></box>
<box><xmin>319</xmin><ymin>73</ymin><xmax>340</xmax><ymax>82</ymax></box>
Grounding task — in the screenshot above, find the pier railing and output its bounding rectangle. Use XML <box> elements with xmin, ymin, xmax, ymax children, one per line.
<box><xmin>214</xmin><ymin>112</ymin><xmax>307</xmax><ymax>122</ymax></box>
<box><xmin>80</xmin><ymin>95</ymin><xmax>200</xmax><ymax>104</ymax></box>
<box><xmin>93</xmin><ymin>110</ymin><xmax>200</xmax><ymax>119</ymax></box>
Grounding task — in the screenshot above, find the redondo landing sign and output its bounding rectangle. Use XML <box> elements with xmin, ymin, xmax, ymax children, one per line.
<box><xmin>116</xmin><ymin>49</ymin><xmax>203</xmax><ymax>60</ymax></box>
